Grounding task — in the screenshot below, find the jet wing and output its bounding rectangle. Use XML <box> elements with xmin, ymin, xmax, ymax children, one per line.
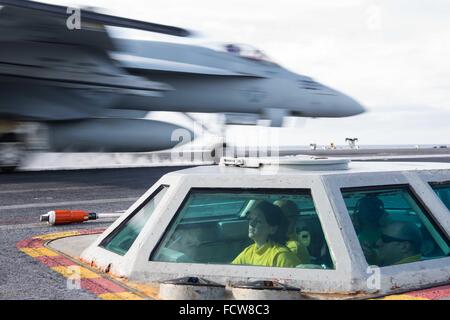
<box><xmin>0</xmin><ymin>1</ymin><xmax>178</xmax><ymax>92</ymax></box>
<box><xmin>0</xmin><ymin>1</ymin><xmax>185</xmax><ymax>121</ymax></box>
<box><xmin>0</xmin><ymin>0</ymin><xmax>190</xmax><ymax>46</ymax></box>
<box><xmin>0</xmin><ymin>3</ymin><xmax>113</xmax><ymax>50</ymax></box>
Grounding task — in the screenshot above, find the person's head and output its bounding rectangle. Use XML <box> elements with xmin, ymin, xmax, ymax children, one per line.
<box><xmin>273</xmin><ymin>200</ymin><xmax>299</xmax><ymax>232</ymax></box>
<box><xmin>248</xmin><ymin>201</ymin><xmax>288</xmax><ymax>245</ymax></box>
<box><xmin>377</xmin><ymin>221</ymin><xmax>422</xmax><ymax>266</ymax></box>
<box><xmin>354</xmin><ymin>195</ymin><xmax>385</xmax><ymax>229</ymax></box>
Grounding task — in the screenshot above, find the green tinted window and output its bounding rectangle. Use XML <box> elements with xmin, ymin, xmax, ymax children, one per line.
<box><xmin>431</xmin><ymin>182</ymin><xmax>450</xmax><ymax>211</ymax></box>
<box><xmin>182</xmin><ymin>194</ymin><xmax>247</xmax><ymax>219</ymax></box>
<box><xmin>100</xmin><ymin>186</ymin><xmax>168</xmax><ymax>255</ymax></box>
<box><xmin>342</xmin><ymin>185</ymin><xmax>450</xmax><ymax>267</ymax></box>
<box><xmin>151</xmin><ymin>189</ymin><xmax>334</xmax><ymax>270</ymax></box>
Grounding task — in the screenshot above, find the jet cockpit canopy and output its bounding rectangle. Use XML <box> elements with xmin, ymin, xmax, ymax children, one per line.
<box><xmin>221</xmin><ymin>43</ymin><xmax>277</xmax><ymax>65</ymax></box>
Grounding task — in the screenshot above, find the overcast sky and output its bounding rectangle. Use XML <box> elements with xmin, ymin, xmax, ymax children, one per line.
<box><xmin>46</xmin><ymin>0</ymin><xmax>450</xmax><ymax>145</ymax></box>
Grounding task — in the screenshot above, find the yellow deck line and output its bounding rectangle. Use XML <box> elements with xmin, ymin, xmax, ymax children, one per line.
<box><xmin>19</xmin><ymin>230</ymin><xmax>150</xmax><ymax>300</ymax></box>
<box><xmin>21</xmin><ymin>230</ymin><xmax>440</xmax><ymax>300</ymax></box>
<box><xmin>20</xmin><ymin>247</ymin><xmax>60</xmax><ymax>257</ymax></box>
<box><xmin>51</xmin><ymin>265</ymin><xmax>101</xmax><ymax>279</ymax></box>
<box><xmin>98</xmin><ymin>292</ymin><xmax>144</xmax><ymax>300</ymax></box>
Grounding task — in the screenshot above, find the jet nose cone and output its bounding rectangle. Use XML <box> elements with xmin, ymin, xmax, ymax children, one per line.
<box><xmin>339</xmin><ymin>95</ymin><xmax>366</xmax><ymax>117</ymax></box>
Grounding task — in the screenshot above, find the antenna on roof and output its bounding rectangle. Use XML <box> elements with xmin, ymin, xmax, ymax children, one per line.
<box><xmin>220</xmin><ymin>155</ymin><xmax>350</xmax><ymax>170</ymax></box>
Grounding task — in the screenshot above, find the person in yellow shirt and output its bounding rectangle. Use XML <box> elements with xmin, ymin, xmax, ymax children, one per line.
<box><xmin>232</xmin><ymin>201</ymin><xmax>301</xmax><ymax>268</ymax></box>
<box><xmin>273</xmin><ymin>200</ymin><xmax>311</xmax><ymax>264</ymax></box>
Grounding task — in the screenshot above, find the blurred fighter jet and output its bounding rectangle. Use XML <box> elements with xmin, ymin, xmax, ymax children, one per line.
<box><xmin>0</xmin><ymin>0</ymin><xmax>365</xmax><ymax>171</ymax></box>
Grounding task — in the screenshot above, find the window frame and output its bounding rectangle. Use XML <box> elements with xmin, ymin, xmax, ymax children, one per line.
<box><xmin>99</xmin><ymin>184</ymin><xmax>169</xmax><ymax>255</ymax></box>
<box><xmin>340</xmin><ymin>184</ymin><xmax>450</xmax><ymax>262</ymax></box>
<box><xmin>148</xmin><ymin>187</ymin><xmax>328</xmax><ymax>265</ymax></box>
<box><xmin>429</xmin><ymin>181</ymin><xmax>450</xmax><ymax>212</ymax></box>
<box><xmin>82</xmin><ymin>167</ymin><xmax>450</xmax><ymax>296</ymax></box>
<box><xmin>80</xmin><ymin>179</ymin><xmax>174</xmax><ymax>278</ymax></box>
<box><xmin>132</xmin><ymin>173</ymin><xmax>358</xmax><ymax>294</ymax></box>
<box><xmin>323</xmin><ymin>170</ymin><xmax>450</xmax><ymax>295</ymax></box>
<box><xmin>414</xmin><ymin>172</ymin><xmax>450</xmax><ymax>232</ymax></box>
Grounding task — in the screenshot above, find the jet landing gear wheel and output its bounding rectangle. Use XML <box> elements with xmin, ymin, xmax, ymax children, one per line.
<box><xmin>0</xmin><ymin>166</ymin><xmax>18</xmax><ymax>173</ymax></box>
<box><xmin>0</xmin><ymin>142</ymin><xmax>24</xmax><ymax>173</ymax></box>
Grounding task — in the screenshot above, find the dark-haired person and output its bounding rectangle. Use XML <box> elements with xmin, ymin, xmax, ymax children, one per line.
<box><xmin>232</xmin><ymin>201</ymin><xmax>301</xmax><ymax>268</ymax></box>
<box><xmin>273</xmin><ymin>200</ymin><xmax>311</xmax><ymax>264</ymax></box>
<box><xmin>376</xmin><ymin>221</ymin><xmax>422</xmax><ymax>266</ymax></box>
<box><xmin>353</xmin><ymin>195</ymin><xmax>386</xmax><ymax>264</ymax></box>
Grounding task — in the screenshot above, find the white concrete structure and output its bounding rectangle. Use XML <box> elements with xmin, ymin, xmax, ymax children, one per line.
<box><xmin>81</xmin><ymin>156</ymin><xmax>450</xmax><ymax>299</ymax></box>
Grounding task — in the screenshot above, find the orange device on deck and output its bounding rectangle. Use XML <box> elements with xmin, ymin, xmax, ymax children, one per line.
<box><xmin>40</xmin><ymin>210</ymin><xmax>122</xmax><ymax>225</ymax></box>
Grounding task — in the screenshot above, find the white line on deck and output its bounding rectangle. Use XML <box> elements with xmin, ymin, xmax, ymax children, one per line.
<box><xmin>0</xmin><ymin>186</ymin><xmax>111</xmax><ymax>194</ymax></box>
<box><xmin>0</xmin><ymin>223</ymin><xmax>44</xmax><ymax>230</ymax></box>
<box><xmin>0</xmin><ymin>219</ymin><xmax>118</xmax><ymax>230</ymax></box>
<box><xmin>0</xmin><ymin>198</ymin><xmax>137</xmax><ymax>210</ymax></box>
